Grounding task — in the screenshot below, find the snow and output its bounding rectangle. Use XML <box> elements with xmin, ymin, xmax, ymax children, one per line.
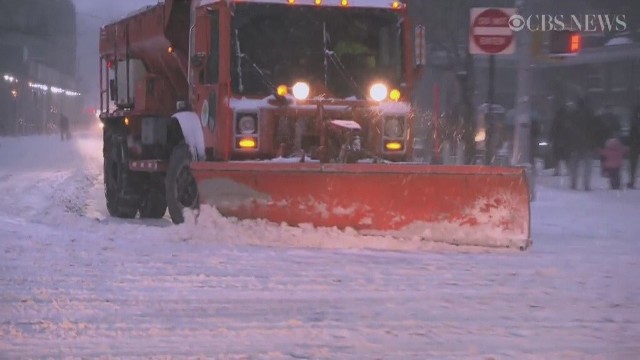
<box><xmin>228</xmin><ymin>96</ymin><xmax>411</xmax><ymax>115</ymax></box>
<box><xmin>173</xmin><ymin>111</ymin><xmax>207</xmax><ymax>160</ymax></box>
<box><xmin>605</xmin><ymin>36</ymin><xmax>633</xmax><ymax>46</ymax></box>
<box><xmin>1</xmin><ymin>130</ymin><xmax>639</xmax><ymax>359</ymax></box>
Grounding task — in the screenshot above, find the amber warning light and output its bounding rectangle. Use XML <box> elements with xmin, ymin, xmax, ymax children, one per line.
<box><xmin>385</xmin><ymin>141</ymin><xmax>403</xmax><ymax>151</ymax></box>
<box><xmin>570</xmin><ymin>33</ymin><xmax>581</xmax><ymax>53</ymax></box>
<box><xmin>238</xmin><ymin>138</ymin><xmax>258</xmax><ymax>149</ymax></box>
<box><xmin>283</xmin><ymin>0</ymin><xmax>402</xmax><ymax>8</ymax></box>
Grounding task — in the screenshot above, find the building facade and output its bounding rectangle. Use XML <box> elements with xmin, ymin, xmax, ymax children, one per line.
<box><xmin>0</xmin><ymin>0</ymin><xmax>82</xmax><ymax>135</ymax></box>
<box><xmin>409</xmin><ymin>0</ymin><xmax>640</xmax><ymax>163</ymax></box>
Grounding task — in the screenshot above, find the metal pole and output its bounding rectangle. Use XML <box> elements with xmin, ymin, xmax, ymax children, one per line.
<box><xmin>434</xmin><ymin>82</ymin><xmax>440</xmax><ymax>164</ymax></box>
<box><xmin>485</xmin><ymin>54</ymin><xmax>495</xmax><ymax>165</ymax></box>
<box><xmin>511</xmin><ymin>0</ymin><xmax>535</xmax><ymax>199</ymax></box>
<box><xmin>125</xmin><ymin>24</ymin><xmax>130</xmax><ymax>105</ymax></box>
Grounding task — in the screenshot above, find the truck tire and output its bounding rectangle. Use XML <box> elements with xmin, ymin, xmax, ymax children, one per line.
<box><xmin>139</xmin><ymin>175</ymin><xmax>167</xmax><ymax>219</ymax></box>
<box><xmin>166</xmin><ymin>143</ymin><xmax>199</xmax><ymax>224</ymax></box>
<box><xmin>104</xmin><ymin>128</ymin><xmax>141</xmax><ymax>218</ymax></box>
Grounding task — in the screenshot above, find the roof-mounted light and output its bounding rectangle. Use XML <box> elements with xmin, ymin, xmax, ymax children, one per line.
<box><xmin>340</xmin><ymin>0</ymin><xmax>349</xmax><ymax>6</ymax></box>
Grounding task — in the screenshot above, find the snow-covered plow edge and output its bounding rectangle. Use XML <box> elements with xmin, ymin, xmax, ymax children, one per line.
<box><xmin>191</xmin><ymin>163</ymin><xmax>531</xmax><ymax>250</ymax></box>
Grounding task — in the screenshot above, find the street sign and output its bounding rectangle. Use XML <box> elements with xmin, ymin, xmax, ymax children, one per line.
<box><xmin>469</xmin><ymin>8</ymin><xmax>516</xmax><ymax>55</ymax></box>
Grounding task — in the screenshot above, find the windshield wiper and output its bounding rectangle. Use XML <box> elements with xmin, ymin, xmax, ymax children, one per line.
<box><xmin>322</xmin><ymin>21</ymin><xmax>365</xmax><ymax>99</ymax></box>
<box><xmin>234</xmin><ymin>29</ymin><xmax>276</xmax><ymax>94</ymax></box>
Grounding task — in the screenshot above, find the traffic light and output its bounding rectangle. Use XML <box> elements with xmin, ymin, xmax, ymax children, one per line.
<box><xmin>549</xmin><ymin>30</ymin><xmax>581</xmax><ymax>56</ymax></box>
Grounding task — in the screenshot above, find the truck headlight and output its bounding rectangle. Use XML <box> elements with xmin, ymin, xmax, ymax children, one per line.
<box><xmin>369</xmin><ymin>83</ymin><xmax>388</xmax><ymax>102</ymax></box>
<box><xmin>237</xmin><ymin>114</ymin><xmax>257</xmax><ymax>134</ymax></box>
<box><xmin>384</xmin><ymin>117</ymin><xmax>404</xmax><ymax>138</ymax></box>
<box><xmin>292</xmin><ymin>82</ymin><xmax>310</xmax><ymax>100</ymax></box>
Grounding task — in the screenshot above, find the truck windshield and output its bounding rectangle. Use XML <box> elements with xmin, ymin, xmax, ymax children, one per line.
<box><xmin>231</xmin><ymin>3</ymin><xmax>404</xmax><ymax>99</ymax></box>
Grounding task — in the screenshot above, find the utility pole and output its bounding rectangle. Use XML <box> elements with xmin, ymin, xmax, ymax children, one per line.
<box><xmin>485</xmin><ymin>54</ymin><xmax>496</xmax><ymax>165</ymax></box>
<box><xmin>511</xmin><ymin>0</ymin><xmax>535</xmax><ymax>199</ymax></box>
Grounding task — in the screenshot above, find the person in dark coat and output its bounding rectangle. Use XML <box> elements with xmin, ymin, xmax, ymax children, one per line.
<box><xmin>567</xmin><ymin>97</ymin><xmax>599</xmax><ymax>191</ymax></box>
<box><xmin>530</xmin><ymin>116</ymin><xmax>540</xmax><ymax>166</ymax></box>
<box><xmin>600</xmin><ymin>104</ymin><xmax>621</xmax><ymax>139</ymax></box>
<box><xmin>628</xmin><ymin>105</ymin><xmax>640</xmax><ymax>189</ymax></box>
<box><xmin>59</xmin><ymin>112</ymin><xmax>71</xmax><ymax>141</ymax></box>
<box><xmin>549</xmin><ymin>105</ymin><xmax>570</xmax><ymax>176</ymax></box>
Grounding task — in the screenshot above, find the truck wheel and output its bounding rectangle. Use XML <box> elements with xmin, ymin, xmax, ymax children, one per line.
<box><xmin>166</xmin><ymin>143</ymin><xmax>199</xmax><ymax>224</ymax></box>
<box><xmin>104</xmin><ymin>129</ymin><xmax>141</xmax><ymax>218</ymax></box>
<box><xmin>139</xmin><ymin>175</ymin><xmax>167</xmax><ymax>219</ymax></box>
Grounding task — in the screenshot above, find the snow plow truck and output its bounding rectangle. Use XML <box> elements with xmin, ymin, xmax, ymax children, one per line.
<box><xmin>98</xmin><ymin>0</ymin><xmax>531</xmax><ymax>249</ymax></box>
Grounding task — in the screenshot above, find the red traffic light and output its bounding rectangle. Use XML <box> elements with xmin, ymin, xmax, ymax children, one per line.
<box><xmin>549</xmin><ymin>30</ymin><xmax>581</xmax><ymax>55</ymax></box>
<box><xmin>569</xmin><ymin>33</ymin><xmax>581</xmax><ymax>53</ymax></box>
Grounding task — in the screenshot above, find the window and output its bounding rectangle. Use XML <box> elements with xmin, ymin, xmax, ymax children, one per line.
<box><xmin>587</xmin><ymin>64</ymin><xmax>604</xmax><ymax>92</ymax></box>
<box><xmin>208</xmin><ymin>10</ymin><xmax>219</xmax><ymax>84</ymax></box>
<box><xmin>609</xmin><ymin>62</ymin><xmax>627</xmax><ymax>92</ymax></box>
<box><xmin>230</xmin><ymin>3</ymin><xmax>403</xmax><ymax>98</ymax></box>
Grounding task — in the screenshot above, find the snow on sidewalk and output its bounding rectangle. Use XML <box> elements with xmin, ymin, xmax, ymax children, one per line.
<box><xmin>0</xmin><ymin>133</ymin><xmax>639</xmax><ymax>359</ymax></box>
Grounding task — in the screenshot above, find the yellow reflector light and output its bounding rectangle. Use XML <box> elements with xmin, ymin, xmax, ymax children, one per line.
<box><xmin>239</xmin><ymin>138</ymin><xmax>257</xmax><ymax>149</ymax></box>
<box><xmin>341</xmin><ymin>0</ymin><xmax>348</xmax><ymax>6</ymax></box>
<box><xmin>124</xmin><ymin>117</ymin><xmax>130</xmax><ymax>126</ymax></box>
<box><xmin>277</xmin><ymin>84</ymin><xmax>288</xmax><ymax>97</ymax></box>
<box><xmin>391</xmin><ymin>1</ymin><xmax>402</xmax><ymax>9</ymax></box>
<box><xmin>389</xmin><ymin>89</ymin><xmax>401</xmax><ymax>101</ymax></box>
<box><xmin>385</xmin><ymin>141</ymin><xmax>403</xmax><ymax>151</ymax></box>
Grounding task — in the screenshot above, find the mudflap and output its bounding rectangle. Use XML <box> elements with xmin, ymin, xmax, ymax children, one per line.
<box><xmin>191</xmin><ymin>163</ymin><xmax>532</xmax><ymax>250</ymax></box>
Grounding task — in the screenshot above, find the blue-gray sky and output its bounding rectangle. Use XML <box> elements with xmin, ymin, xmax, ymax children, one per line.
<box><xmin>73</xmin><ymin>0</ymin><xmax>158</xmax><ymax>22</ymax></box>
<box><xmin>72</xmin><ymin>0</ymin><xmax>158</xmax><ymax>103</ymax></box>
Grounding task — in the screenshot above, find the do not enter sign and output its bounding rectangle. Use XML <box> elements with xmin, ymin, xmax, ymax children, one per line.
<box><xmin>469</xmin><ymin>8</ymin><xmax>516</xmax><ymax>55</ymax></box>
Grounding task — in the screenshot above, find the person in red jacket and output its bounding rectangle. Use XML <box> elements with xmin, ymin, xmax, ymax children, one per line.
<box><xmin>600</xmin><ymin>134</ymin><xmax>629</xmax><ymax>190</ymax></box>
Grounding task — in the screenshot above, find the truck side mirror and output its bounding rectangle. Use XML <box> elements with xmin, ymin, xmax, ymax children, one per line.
<box><xmin>191</xmin><ymin>53</ymin><xmax>205</xmax><ymax>68</ymax></box>
<box><xmin>414</xmin><ymin>25</ymin><xmax>427</xmax><ymax>67</ymax></box>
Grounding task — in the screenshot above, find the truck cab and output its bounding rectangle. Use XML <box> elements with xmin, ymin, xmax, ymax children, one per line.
<box><xmin>98</xmin><ymin>0</ymin><xmax>423</xmax><ymax>223</ymax></box>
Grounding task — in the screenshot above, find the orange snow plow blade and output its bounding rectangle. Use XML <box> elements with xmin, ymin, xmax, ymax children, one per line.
<box><xmin>191</xmin><ymin>163</ymin><xmax>531</xmax><ymax>250</ymax></box>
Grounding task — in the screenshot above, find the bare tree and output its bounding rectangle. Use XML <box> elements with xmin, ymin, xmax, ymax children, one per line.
<box><xmin>409</xmin><ymin>0</ymin><xmax>477</xmax><ymax>164</ymax></box>
<box><xmin>410</xmin><ymin>0</ymin><xmax>517</xmax><ymax>164</ymax></box>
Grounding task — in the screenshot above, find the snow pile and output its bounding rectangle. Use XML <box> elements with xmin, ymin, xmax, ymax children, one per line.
<box><xmin>172</xmin><ymin>205</ymin><xmax>500</xmax><ymax>253</ymax></box>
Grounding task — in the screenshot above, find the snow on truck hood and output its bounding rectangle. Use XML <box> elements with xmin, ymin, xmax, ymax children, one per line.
<box><xmin>229</xmin><ymin>96</ymin><xmax>411</xmax><ymax>115</ymax></box>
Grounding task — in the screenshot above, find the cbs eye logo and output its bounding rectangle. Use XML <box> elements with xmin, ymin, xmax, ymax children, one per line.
<box><xmin>508</xmin><ymin>15</ymin><xmax>526</xmax><ymax>31</ymax></box>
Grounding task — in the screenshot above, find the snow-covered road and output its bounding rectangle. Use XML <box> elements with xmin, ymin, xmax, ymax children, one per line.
<box><xmin>1</xmin><ymin>132</ymin><xmax>639</xmax><ymax>359</ymax></box>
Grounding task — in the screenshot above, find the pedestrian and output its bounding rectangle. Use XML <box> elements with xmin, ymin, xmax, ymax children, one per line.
<box><xmin>567</xmin><ymin>97</ymin><xmax>599</xmax><ymax>191</ymax></box>
<box><xmin>600</xmin><ymin>104</ymin><xmax>621</xmax><ymax>139</ymax></box>
<box><xmin>628</xmin><ymin>105</ymin><xmax>640</xmax><ymax>189</ymax></box>
<box><xmin>59</xmin><ymin>112</ymin><xmax>71</xmax><ymax>141</ymax></box>
<box><xmin>600</xmin><ymin>132</ymin><xmax>628</xmax><ymax>189</ymax></box>
<box><xmin>598</xmin><ymin>104</ymin><xmax>621</xmax><ymax>175</ymax></box>
<box><xmin>550</xmin><ymin>105</ymin><xmax>570</xmax><ymax>176</ymax></box>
